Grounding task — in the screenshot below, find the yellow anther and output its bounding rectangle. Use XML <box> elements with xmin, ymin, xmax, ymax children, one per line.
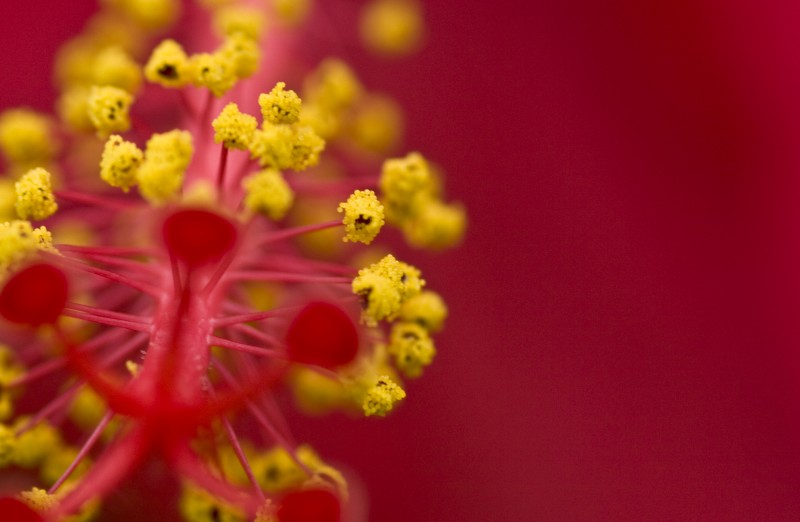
<box><xmin>352</xmin><ymin>254</ymin><xmax>424</xmax><ymax>325</ymax></box>
<box><xmin>40</xmin><ymin>445</ymin><xmax>92</xmax><ymax>486</ymax></box>
<box><xmin>12</xmin><ymin>419</ymin><xmax>62</xmax><ymax>468</ymax></box>
<box><xmin>402</xmin><ymin>198</ymin><xmax>467</xmax><ymax>250</ymax></box>
<box><xmin>397</xmin><ymin>290</ymin><xmax>448</xmax><ymax>332</ymax></box>
<box><xmin>0</xmin><ymin>109</ymin><xmax>56</xmax><ymax>165</ymax></box>
<box><xmin>388</xmin><ymin>322</ymin><xmax>436</xmax><ymax>378</ymax></box>
<box><xmin>379</xmin><ymin>152</ymin><xmax>433</xmax><ymax>217</ymax></box>
<box><xmin>15</xmin><ymin>168</ymin><xmax>58</xmax><ymax>221</ymax></box>
<box><xmin>19</xmin><ymin>487</ymin><xmax>59</xmax><ymax>513</ymax></box>
<box><xmin>57</xmin><ymin>87</ymin><xmax>94</xmax><ymax>132</ymax></box>
<box><xmin>349</xmin><ymin>94</ymin><xmax>404</xmax><ymax>153</ymax></box>
<box><xmin>126</xmin><ymin>360</ymin><xmax>140</xmax><ymax>376</ymax></box>
<box><xmin>100</xmin><ymin>135</ymin><xmax>143</xmax><ymax>192</ymax></box>
<box><xmin>250</xmin><ymin>444</ymin><xmax>323</xmax><ymax>493</ymax></box>
<box><xmin>362</xmin><ymin>375</ymin><xmax>405</xmax><ymax>417</ymax></box>
<box><xmin>289</xmin><ymin>126</ymin><xmax>325</xmax><ymax>171</ymax></box>
<box><xmin>92</xmin><ymin>46</ymin><xmax>143</xmax><ymax>95</ymax></box>
<box><xmin>360</xmin><ymin>0</ymin><xmax>424</xmax><ymax>56</ymax></box>
<box><xmin>303</xmin><ymin>59</ymin><xmax>362</xmax><ymax>112</ymax></box>
<box><xmin>189</xmin><ymin>53</ymin><xmax>237</xmax><ymax>97</ymax></box>
<box><xmin>249</xmin><ymin>124</ymin><xmax>293</xmax><ymax>169</ymax></box>
<box><xmin>338</xmin><ymin>189</ymin><xmax>384</xmax><ymax>244</ymax></box>
<box><xmin>290</xmin><ymin>367</ymin><xmax>347</xmax><ymax>415</ymax></box>
<box><xmin>87</xmin><ymin>85</ymin><xmax>133</xmax><ymax>137</ymax></box>
<box><xmin>179</xmin><ymin>483</ymin><xmax>246</xmax><ymax>522</ymax></box>
<box><xmin>0</xmin><ymin>221</ymin><xmax>54</xmax><ymax>277</ymax></box>
<box><xmin>242</xmin><ymin>169</ymin><xmax>294</xmax><ymax>220</ymax></box>
<box><xmin>259</xmin><ymin>82</ymin><xmax>302</xmax><ymax>125</ymax></box>
<box><xmin>271</xmin><ymin>0</ymin><xmax>312</xmax><ymax>25</ymax></box>
<box><xmin>69</xmin><ymin>386</ymin><xmax>107</xmax><ymax>432</ymax></box>
<box><xmin>0</xmin><ymin>180</ymin><xmax>16</xmax><ymax>221</ymax></box>
<box><xmin>0</xmin><ymin>392</ymin><xmax>13</xmax><ymax>422</ymax></box>
<box><xmin>144</xmin><ymin>39</ymin><xmax>192</xmax><ymax>88</ymax></box>
<box><xmin>219</xmin><ymin>32</ymin><xmax>260</xmax><ymax>80</ymax></box>
<box><xmin>105</xmin><ymin>0</ymin><xmax>179</xmax><ymax>30</ymax></box>
<box><xmin>0</xmin><ymin>423</ymin><xmax>14</xmax><ymax>466</ymax></box>
<box><xmin>212</xmin><ymin>103</ymin><xmax>258</xmax><ymax>150</ymax></box>
<box><xmin>352</xmin><ymin>271</ymin><xmax>401</xmax><ymax>327</ymax></box>
<box><xmin>136</xmin><ymin>129</ymin><xmax>194</xmax><ymax>205</ymax></box>
<box><xmin>214</xmin><ymin>6</ymin><xmax>266</xmax><ymax>40</ymax></box>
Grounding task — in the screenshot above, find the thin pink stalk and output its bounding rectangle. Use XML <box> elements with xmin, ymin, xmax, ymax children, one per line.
<box><xmin>62</xmin><ymin>309</ymin><xmax>153</xmax><ymax>333</ymax></box>
<box><xmin>213</xmin><ymin>306</ymin><xmax>300</xmax><ymax>328</ymax></box>
<box><xmin>49</xmin><ymin>253</ymin><xmax>161</xmax><ymax>296</ymax></box>
<box><xmin>215</xmin><ymin>400</ymin><xmax>266</xmax><ymax>500</ymax></box>
<box><xmin>49</xmin><ymin>411</ymin><xmax>114</xmax><ymax>494</ymax></box>
<box><xmin>208</xmin><ymin>335</ymin><xmax>283</xmax><ymax>358</ymax></box>
<box><xmin>227</xmin><ymin>323</ymin><xmax>284</xmax><ymax>348</ymax></box>
<box><xmin>224</xmin><ymin>270</ymin><xmax>351</xmax><ymax>285</ymax></box>
<box><xmin>65</xmin><ymin>302</ymin><xmax>151</xmax><ymax>324</ymax></box>
<box><xmin>56</xmin><ymin>190</ymin><xmax>142</xmax><ymax>211</ymax></box>
<box><xmin>217</xmin><ymin>144</ymin><xmax>230</xmax><ymax>190</ymax></box>
<box><xmin>257</xmin><ymin>219</ymin><xmax>342</xmax><ymax>245</ymax></box>
<box><xmin>56</xmin><ymin>245</ymin><xmax>157</xmax><ymax>257</ymax></box>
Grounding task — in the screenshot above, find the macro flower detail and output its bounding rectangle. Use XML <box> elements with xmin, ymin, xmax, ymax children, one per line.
<box><xmin>0</xmin><ymin>1</ymin><xmax>465</xmax><ymax>520</ymax></box>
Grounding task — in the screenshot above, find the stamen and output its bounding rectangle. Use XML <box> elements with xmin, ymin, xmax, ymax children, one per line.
<box><xmin>208</xmin><ymin>336</ymin><xmax>283</xmax><ymax>358</ymax></box>
<box><xmin>49</xmin><ymin>411</ymin><xmax>115</xmax><ymax>494</ymax></box>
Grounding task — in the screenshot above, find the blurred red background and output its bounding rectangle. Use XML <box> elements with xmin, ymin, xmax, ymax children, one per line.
<box><xmin>3</xmin><ymin>0</ymin><xmax>800</xmax><ymax>520</ymax></box>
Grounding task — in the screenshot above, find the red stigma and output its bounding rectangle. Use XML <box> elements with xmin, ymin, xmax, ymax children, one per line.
<box><xmin>162</xmin><ymin>208</ymin><xmax>237</xmax><ymax>267</ymax></box>
<box><xmin>277</xmin><ymin>489</ymin><xmax>341</xmax><ymax>522</ymax></box>
<box><xmin>286</xmin><ymin>302</ymin><xmax>358</xmax><ymax>368</ymax></box>
<box><xmin>0</xmin><ymin>497</ymin><xmax>45</xmax><ymax>522</ymax></box>
<box><xmin>0</xmin><ymin>263</ymin><xmax>68</xmax><ymax>326</ymax></box>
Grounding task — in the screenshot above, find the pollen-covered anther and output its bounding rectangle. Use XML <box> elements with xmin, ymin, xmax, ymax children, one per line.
<box><xmin>220</xmin><ymin>32</ymin><xmax>261</xmax><ymax>79</ymax></box>
<box><xmin>136</xmin><ymin>129</ymin><xmax>194</xmax><ymax>205</ymax></box>
<box><xmin>18</xmin><ymin>488</ymin><xmax>58</xmax><ymax>514</ymax></box>
<box><xmin>403</xmin><ymin>197</ymin><xmax>467</xmax><ymax>250</ymax></box>
<box><xmin>388</xmin><ymin>321</ymin><xmax>436</xmax><ymax>378</ymax></box>
<box><xmin>214</xmin><ymin>5</ymin><xmax>266</xmax><ymax>40</ymax></box>
<box><xmin>189</xmin><ymin>52</ymin><xmax>237</xmax><ymax>97</ymax></box>
<box><xmin>338</xmin><ymin>189</ymin><xmax>384</xmax><ymax>244</ymax></box>
<box><xmin>100</xmin><ymin>135</ymin><xmax>143</xmax><ymax>192</ymax></box>
<box><xmin>162</xmin><ymin>208</ymin><xmax>237</xmax><ymax>268</ymax></box>
<box><xmin>179</xmin><ymin>482</ymin><xmax>246</xmax><ymax>522</ymax></box>
<box><xmin>144</xmin><ymin>39</ymin><xmax>191</xmax><ymax>88</ymax></box>
<box><xmin>91</xmin><ymin>46</ymin><xmax>143</xmax><ymax>95</ymax></box>
<box><xmin>0</xmin><ymin>221</ymin><xmax>54</xmax><ymax>276</ymax></box>
<box><xmin>360</xmin><ymin>0</ymin><xmax>425</xmax><ymax>56</ymax></box>
<box><xmin>87</xmin><ymin>85</ymin><xmax>133</xmax><ymax>137</ymax></box>
<box><xmin>0</xmin><ymin>109</ymin><xmax>56</xmax><ymax>166</ymax></box>
<box><xmin>212</xmin><ymin>103</ymin><xmax>258</xmax><ymax>150</ymax></box>
<box><xmin>379</xmin><ymin>151</ymin><xmax>433</xmax><ymax>219</ymax></box>
<box><xmin>362</xmin><ymin>375</ymin><xmax>406</xmax><ymax>417</ymax></box>
<box><xmin>248</xmin><ymin>124</ymin><xmax>324</xmax><ymax>172</ymax></box>
<box><xmin>15</xmin><ymin>168</ymin><xmax>58</xmax><ymax>221</ymax></box>
<box><xmin>352</xmin><ymin>254</ymin><xmax>424</xmax><ymax>325</ymax></box>
<box><xmin>397</xmin><ymin>290</ymin><xmax>448</xmax><ymax>332</ymax></box>
<box><xmin>260</xmin><ymin>82</ymin><xmax>302</xmax><ymax>125</ymax></box>
<box><xmin>242</xmin><ymin>168</ymin><xmax>294</xmax><ymax>220</ymax></box>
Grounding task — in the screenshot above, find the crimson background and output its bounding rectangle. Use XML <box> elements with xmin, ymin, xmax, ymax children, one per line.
<box><xmin>3</xmin><ymin>1</ymin><xmax>800</xmax><ymax>520</ymax></box>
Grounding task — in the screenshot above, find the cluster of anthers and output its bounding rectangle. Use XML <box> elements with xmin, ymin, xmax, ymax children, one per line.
<box><xmin>0</xmin><ymin>0</ymin><xmax>465</xmax><ymax>521</ymax></box>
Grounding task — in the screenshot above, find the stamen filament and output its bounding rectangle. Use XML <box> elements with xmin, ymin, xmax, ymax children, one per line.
<box><xmin>208</xmin><ymin>335</ymin><xmax>283</xmax><ymax>357</ymax></box>
<box><xmin>49</xmin><ymin>411</ymin><xmax>115</xmax><ymax>494</ymax></box>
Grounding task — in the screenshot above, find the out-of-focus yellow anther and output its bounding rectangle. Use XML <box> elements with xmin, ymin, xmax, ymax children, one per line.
<box><xmin>0</xmin><ymin>180</ymin><xmax>17</xmax><ymax>221</ymax></box>
<box><xmin>290</xmin><ymin>367</ymin><xmax>347</xmax><ymax>415</ymax></box>
<box><xmin>249</xmin><ymin>124</ymin><xmax>324</xmax><ymax>172</ymax></box>
<box><xmin>100</xmin><ymin>135</ymin><xmax>143</xmax><ymax>192</ymax></box>
<box><xmin>0</xmin><ymin>109</ymin><xmax>56</xmax><ymax>166</ymax></box>
<box><xmin>179</xmin><ymin>482</ymin><xmax>246</xmax><ymax>522</ymax></box>
<box><xmin>290</xmin><ymin>126</ymin><xmax>325</xmax><ymax>171</ymax></box>
<box><xmin>214</xmin><ymin>6</ymin><xmax>266</xmax><ymax>40</ymax></box>
<box><xmin>69</xmin><ymin>386</ymin><xmax>107</xmax><ymax>432</ymax></box>
<box><xmin>87</xmin><ymin>85</ymin><xmax>133</xmax><ymax>137</ymax></box>
<box><xmin>15</xmin><ymin>168</ymin><xmax>58</xmax><ymax>221</ymax></box>
<box><xmin>250</xmin><ymin>444</ymin><xmax>325</xmax><ymax>493</ymax></box>
<box><xmin>12</xmin><ymin>419</ymin><xmax>62</xmax><ymax>469</ymax></box>
<box><xmin>271</xmin><ymin>0</ymin><xmax>312</xmax><ymax>25</ymax></box>
<box><xmin>379</xmin><ymin>152</ymin><xmax>433</xmax><ymax>217</ymax></box>
<box><xmin>144</xmin><ymin>39</ymin><xmax>192</xmax><ymax>88</ymax></box>
<box><xmin>18</xmin><ymin>487</ymin><xmax>59</xmax><ymax>513</ymax></box>
<box><xmin>92</xmin><ymin>46</ymin><xmax>143</xmax><ymax>94</ymax></box>
<box><xmin>360</xmin><ymin>0</ymin><xmax>424</xmax><ymax>56</ymax></box>
<box><xmin>397</xmin><ymin>290</ymin><xmax>448</xmax><ymax>332</ymax></box>
<box><xmin>362</xmin><ymin>375</ymin><xmax>405</xmax><ymax>416</ymax></box>
<box><xmin>212</xmin><ymin>103</ymin><xmax>258</xmax><ymax>150</ymax></box>
<box><xmin>303</xmin><ymin>59</ymin><xmax>362</xmax><ymax>113</ymax></box>
<box><xmin>189</xmin><ymin>53</ymin><xmax>237</xmax><ymax>97</ymax></box>
<box><xmin>242</xmin><ymin>169</ymin><xmax>294</xmax><ymax>220</ymax></box>
<box><xmin>40</xmin><ymin>445</ymin><xmax>92</xmax><ymax>486</ymax></box>
<box><xmin>0</xmin><ymin>221</ymin><xmax>54</xmax><ymax>277</ymax></box>
<box><xmin>57</xmin><ymin>87</ymin><xmax>94</xmax><ymax>132</ymax></box>
<box><xmin>338</xmin><ymin>189</ymin><xmax>384</xmax><ymax>245</ymax></box>
<box><xmin>220</xmin><ymin>32</ymin><xmax>260</xmax><ymax>80</ymax></box>
<box><xmin>136</xmin><ymin>129</ymin><xmax>193</xmax><ymax>205</ymax></box>
<box><xmin>403</xmin><ymin>198</ymin><xmax>467</xmax><ymax>250</ymax></box>
<box><xmin>259</xmin><ymin>82</ymin><xmax>302</xmax><ymax>125</ymax></box>
<box><xmin>255</xmin><ymin>500</ymin><xmax>278</xmax><ymax>522</ymax></box>
<box><xmin>103</xmin><ymin>0</ymin><xmax>179</xmax><ymax>30</ymax></box>
<box><xmin>349</xmin><ymin>95</ymin><xmax>404</xmax><ymax>153</ymax></box>
<box><xmin>0</xmin><ymin>423</ymin><xmax>14</xmax><ymax>466</ymax></box>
